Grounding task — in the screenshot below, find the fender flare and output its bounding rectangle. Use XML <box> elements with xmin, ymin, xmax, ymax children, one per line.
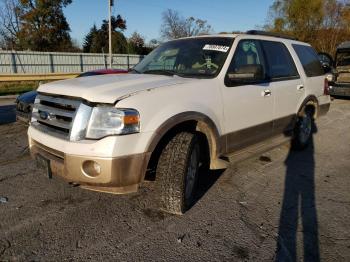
<box><xmin>297</xmin><ymin>95</ymin><xmax>319</xmax><ymax>118</ymax></box>
<box><xmin>145</xmin><ymin>111</ymin><xmax>223</xmax><ymax>167</ymax></box>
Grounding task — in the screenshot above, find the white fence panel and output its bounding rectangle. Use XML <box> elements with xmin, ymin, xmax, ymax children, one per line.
<box><xmin>0</xmin><ymin>51</ymin><xmax>144</xmax><ymax>74</ymax></box>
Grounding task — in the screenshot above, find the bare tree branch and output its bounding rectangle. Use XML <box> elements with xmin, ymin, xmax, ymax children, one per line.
<box><xmin>0</xmin><ymin>0</ymin><xmax>21</xmax><ymax>48</ymax></box>
<box><xmin>160</xmin><ymin>9</ymin><xmax>212</xmax><ymax>40</ymax></box>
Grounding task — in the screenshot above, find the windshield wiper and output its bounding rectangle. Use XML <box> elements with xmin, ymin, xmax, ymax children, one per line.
<box><xmin>175</xmin><ymin>72</ymin><xmax>215</xmax><ymax>79</ymax></box>
<box><xmin>142</xmin><ymin>69</ymin><xmax>176</xmax><ymax>76</ymax></box>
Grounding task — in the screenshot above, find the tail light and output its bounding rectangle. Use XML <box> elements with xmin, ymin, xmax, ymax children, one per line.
<box><xmin>324</xmin><ymin>78</ymin><xmax>330</xmax><ymax>95</ymax></box>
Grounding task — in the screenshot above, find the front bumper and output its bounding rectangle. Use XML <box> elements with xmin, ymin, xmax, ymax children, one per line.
<box><xmin>16</xmin><ymin>110</ymin><xmax>31</xmax><ymax>123</ymax></box>
<box><xmin>15</xmin><ymin>102</ymin><xmax>32</xmax><ymax>123</ymax></box>
<box><xmin>29</xmin><ymin>139</ymin><xmax>151</xmax><ymax>194</ymax></box>
<box><xmin>329</xmin><ymin>83</ymin><xmax>350</xmax><ymax>97</ymax></box>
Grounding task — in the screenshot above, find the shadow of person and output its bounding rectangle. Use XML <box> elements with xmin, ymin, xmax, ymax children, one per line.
<box><xmin>275</xmin><ymin>121</ymin><xmax>320</xmax><ymax>262</ymax></box>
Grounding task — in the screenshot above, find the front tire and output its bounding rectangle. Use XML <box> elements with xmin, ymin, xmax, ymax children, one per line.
<box><xmin>156</xmin><ymin>132</ymin><xmax>200</xmax><ymax>214</ymax></box>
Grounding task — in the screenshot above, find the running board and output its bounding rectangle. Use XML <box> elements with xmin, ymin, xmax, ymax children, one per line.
<box><xmin>221</xmin><ymin>134</ymin><xmax>291</xmax><ymax>164</ymax></box>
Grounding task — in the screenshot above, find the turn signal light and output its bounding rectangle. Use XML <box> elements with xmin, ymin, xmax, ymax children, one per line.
<box><xmin>123</xmin><ymin>115</ymin><xmax>140</xmax><ymax>125</ymax></box>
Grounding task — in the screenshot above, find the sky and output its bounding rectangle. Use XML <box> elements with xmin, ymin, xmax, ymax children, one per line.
<box><xmin>64</xmin><ymin>0</ymin><xmax>274</xmax><ymax>46</ymax></box>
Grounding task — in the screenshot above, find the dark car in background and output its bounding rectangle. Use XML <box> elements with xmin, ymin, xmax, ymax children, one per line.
<box><xmin>329</xmin><ymin>42</ymin><xmax>350</xmax><ymax>97</ymax></box>
<box><xmin>15</xmin><ymin>69</ymin><xmax>128</xmax><ymax>123</ymax></box>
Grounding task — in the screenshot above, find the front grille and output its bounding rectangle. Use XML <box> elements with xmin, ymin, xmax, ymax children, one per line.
<box><xmin>31</xmin><ymin>94</ymin><xmax>92</xmax><ymax>141</ymax></box>
<box><xmin>32</xmin><ymin>140</ymin><xmax>65</xmax><ymax>159</ymax></box>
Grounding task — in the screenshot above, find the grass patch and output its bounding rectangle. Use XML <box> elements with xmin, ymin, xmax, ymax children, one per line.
<box><xmin>0</xmin><ymin>81</ymin><xmax>39</xmax><ymax>96</ymax></box>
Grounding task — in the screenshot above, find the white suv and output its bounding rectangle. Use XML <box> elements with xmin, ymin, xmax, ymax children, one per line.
<box><xmin>28</xmin><ymin>31</ymin><xmax>330</xmax><ymax>214</ymax></box>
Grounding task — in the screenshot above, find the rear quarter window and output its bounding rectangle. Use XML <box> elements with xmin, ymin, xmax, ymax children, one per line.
<box><xmin>292</xmin><ymin>44</ymin><xmax>324</xmax><ymax>77</ymax></box>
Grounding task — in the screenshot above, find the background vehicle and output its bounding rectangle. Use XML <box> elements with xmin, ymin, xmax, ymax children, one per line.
<box><xmin>328</xmin><ymin>42</ymin><xmax>350</xmax><ymax>97</ymax></box>
<box><xmin>28</xmin><ymin>32</ymin><xmax>330</xmax><ymax>214</ymax></box>
<box><xmin>15</xmin><ymin>69</ymin><xmax>128</xmax><ymax>122</ymax></box>
<box><xmin>318</xmin><ymin>52</ymin><xmax>334</xmax><ymax>74</ymax></box>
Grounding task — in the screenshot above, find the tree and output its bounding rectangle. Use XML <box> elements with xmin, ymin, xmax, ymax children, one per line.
<box><xmin>267</xmin><ymin>0</ymin><xmax>324</xmax><ymax>42</ymax></box>
<box><xmin>83</xmin><ymin>15</ymin><xmax>128</xmax><ymax>54</ymax></box>
<box><xmin>83</xmin><ymin>24</ymin><xmax>98</xmax><ymax>53</ymax></box>
<box><xmin>318</xmin><ymin>0</ymin><xmax>350</xmax><ymax>54</ymax></box>
<box><xmin>15</xmin><ymin>0</ymin><xmax>74</xmax><ymax>51</ymax></box>
<box><xmin>160</xmin><ymin>9</ymin><xmax>212</xmax><ymax>40</ymax></box>
<box><xmin>0</xmin><ymin>0</ymin><xmax>22</xmax><ymax>49</ymax></box>
<box><xmin>128</xmin><ymin>31</ymin><xmax>144</xmax><ymax>53</ymax></box>
<box><xmin>127</xmin><ymin>32</ymin><xmax>154</xmax><ymax>55</ymax></box>
<box><xmin>100</xmin><ymin>15</ymin><xmax>126</xmax><ymax>32</ymax></box>
<box><xmin>266</xmin><ymin>0</ymin><xmax>350</xmax><ymax>54</ymax></box>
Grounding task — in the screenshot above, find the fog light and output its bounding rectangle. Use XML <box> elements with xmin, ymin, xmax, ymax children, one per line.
<box><xmin>82</xmin><ymin>160</ymin><xmax>101</xmax><ymax>177</ymax></box>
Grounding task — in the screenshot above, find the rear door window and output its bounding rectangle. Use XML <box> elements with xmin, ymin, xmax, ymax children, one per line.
<box><xmin>292</xmin><ymin>44</ymin><xmax>324</xmax><ymax>77</ymax></box>
<box><xmin>261</xmin><ymin>41</ymin><xmax>299</xmax><ymax>80</ymax></box>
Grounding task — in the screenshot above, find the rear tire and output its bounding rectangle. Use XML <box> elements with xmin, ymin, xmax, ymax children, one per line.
<box><xmin>156</xmin><ymin>132</ymin><xmax>200</xmax><ymax>215</ymax></box>
<box><xmin>292</xmin><ymin>108</ymin><xmax>313</xmax><ymax>150</ymax></box>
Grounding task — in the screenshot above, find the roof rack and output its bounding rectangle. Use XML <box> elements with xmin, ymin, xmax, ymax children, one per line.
<box><xmin>246</xmin><ymin>30</ymin><xmax>298</xmax><ymax>41</ymax></box>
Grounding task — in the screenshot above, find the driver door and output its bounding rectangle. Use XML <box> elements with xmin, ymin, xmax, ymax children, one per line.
<box><xmin>221</xmin><ymin>39</ymin><xmax>274</xmax><ymax>153</ymax></box>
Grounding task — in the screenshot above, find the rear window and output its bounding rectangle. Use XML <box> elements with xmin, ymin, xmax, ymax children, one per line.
<box><xmin>292</xmin><ymin>44</ymin><xmax>324</xmax><ymax>77</ymax></box>
<box><xmin>261</xmin><ymin>41</ymin><xmax>299</xmax><ymax>80</ymax></box>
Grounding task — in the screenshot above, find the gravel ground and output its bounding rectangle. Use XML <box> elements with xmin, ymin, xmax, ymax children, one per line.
<box><xmin>0</xmin><ymin>99</ymin><xmax>349</xmax><ymax>261</ymax></box>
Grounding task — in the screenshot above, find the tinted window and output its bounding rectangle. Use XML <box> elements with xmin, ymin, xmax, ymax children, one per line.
<box><xmin>261</xmin><ymin>41</ymin><xmax>299</xmax><ymax>80</ymax></box>
<box><xmin>293</xmin><ymin>44</ymin><xmax>324</xmax><ymax>77</ymax></box>
<box><xmin>227</xmin><ymin>39</ymin><xmax>267</xmax><ymax>78</ymax></box>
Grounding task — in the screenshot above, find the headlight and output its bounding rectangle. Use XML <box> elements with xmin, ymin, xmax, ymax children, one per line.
<box><xmin>86</xmin><ymin>107</ymin><xmax>140</xmax><ymax>139</ymax></box>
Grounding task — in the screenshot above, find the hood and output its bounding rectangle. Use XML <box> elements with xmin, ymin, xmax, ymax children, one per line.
<box><xmin>17</xmin><ymin>90</ymin><xmax>38</xmax><ymax>104</ymax></box>
<box><xmin>37</xmin><ymin>74</ymin><xmax>194</xmax><ymax>104</ymax></box>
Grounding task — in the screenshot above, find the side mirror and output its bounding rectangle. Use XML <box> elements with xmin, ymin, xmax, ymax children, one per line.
<box><xmin>318</xmin><ymin>52</ymin><xmax>334</xmax><ymax>74</ymax></box>
<box><xmin>321</xmin><ymin>63</ymin><xmax>332</xmax><ymax>74</ymax></box>
<box><xmin>227</xmin><ymin>64</ymin><xmax>265</xmax><ymax>84</ymax></box>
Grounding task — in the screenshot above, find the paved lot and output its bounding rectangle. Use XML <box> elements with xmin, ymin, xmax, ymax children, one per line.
<box><xmin>0</xmin><ymin>99</ymin><xmax>349</xmax><ymax>261</ymax></box>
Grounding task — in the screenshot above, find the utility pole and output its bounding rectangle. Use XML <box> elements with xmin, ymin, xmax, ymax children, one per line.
<box><xmin>109</xmin><ymin>0</ymin><xmax>114</xmax><ymax>68</ymax></box>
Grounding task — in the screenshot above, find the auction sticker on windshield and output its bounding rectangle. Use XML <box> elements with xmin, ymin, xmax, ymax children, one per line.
<box><xmin>203</xmin><ymin>45</ymin><xmax>230</xmax><ymax>53</ymax></box>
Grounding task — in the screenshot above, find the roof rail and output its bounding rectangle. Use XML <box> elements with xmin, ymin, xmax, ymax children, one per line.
<box><xmin>246</xmin><ymin>30</ymin><xmax>298</xmax><ymax>41</ymax></box>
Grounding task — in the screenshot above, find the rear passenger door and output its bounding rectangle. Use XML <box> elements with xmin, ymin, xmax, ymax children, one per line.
<box><xmin>261</xmin><ymin>41</ymin><xmax>304</xmax><ymax>135</ymax></box>
<box><xmin>292</xmin><ymin>44</ymin><xmax>326</xmax><ymax>99</ymax></box>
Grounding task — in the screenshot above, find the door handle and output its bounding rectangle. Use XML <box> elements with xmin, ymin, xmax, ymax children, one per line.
<box><xmin>263</xmin><ymin>89</ymin><xmax>272</xmax><ymax>97</ymax></box>
<box><xmin>297</xmin><ymin>84</ymin><xmax>304</xmax><ymax>90</ymax></box>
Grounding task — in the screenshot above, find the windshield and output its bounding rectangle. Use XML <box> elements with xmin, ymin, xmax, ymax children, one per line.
<box><xmin>336</xmin><ymin>50</ymin><xmax>350</xmax><ymax>67</ymax></box>
<box><xmin>133</xmin><ymin>37</ymin><xmax>234</xmax><ymax>78</ymax></box>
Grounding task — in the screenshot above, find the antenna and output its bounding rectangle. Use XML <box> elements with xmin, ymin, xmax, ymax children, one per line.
<box><xmin>108</xmin><ymin>0</ymin><xmax>114</xmax><ymax>69</ymax></box>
